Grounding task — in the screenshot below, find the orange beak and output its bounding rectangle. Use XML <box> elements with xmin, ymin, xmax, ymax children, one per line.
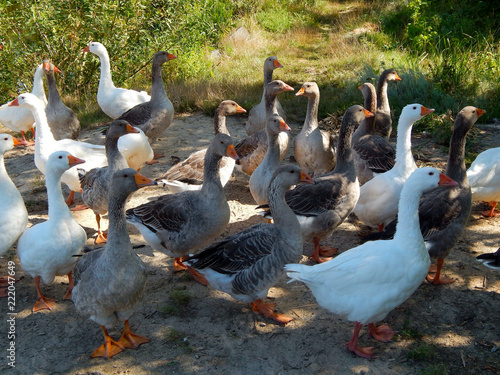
<box><xmin>364</xmin><ymin>109</ymin><xmax>374</xmax><ymax>118</ymax></box>
<box><xmin>236</xmin><ymin>104</ymin><xmax>247</xmax><ymax>114</ymax></box>
<box><xmin>358</xmin><ymin>85</ymin><xmax>363</xmax><ymax>91</ymax></box>
<box><xmin>476</xmin><ymin>108</ymin><xmax>486</xmax><ymax>118</ymax></box>
<box><xmin>82</xmin><ymin>46</ymin><xmax>90</xmax><ymax>53</ymax></box>
<box><xmin>67</xmin><ymin>154</ymin><xmax>86</xmax><ymax>167</ymax></box>
<box><xmin>53</xmin><ymin>65</ymin><xmax>62</xmax><ymax>74</ymax></box>
<box><xmin>12</xmin><ymin>137</ymin><xmax>24</xmax><ymax>147</ymax></box>
<box><xmin>295</xmin><ymin>87</ymin><xmax>305</xmax><ymax>96</ymax></box>
<box><xmin>9</xmin><ymin>98</ymin><xmax>19</xmax><ymax>107</ymax></box>
<box><xmin>226</xmin><ymin>144</ymin><xmax>239</xmax><ymax>160</ymax></box>
<box><xmin>395</xmin><ymin>73</ymin><xmax>402</xmax><ymax>81</ymax></box>
<box><xmin>420</xmin><ymin>106</ymin><xmax>435</xmax><ymax>117</ymax></box>
<box><xmin>43</xmin><ymin>61</ymin><xmax>51</xmax><ymax>72</ymax></box>
<box><xmin>168</xmin><ymin>53</ymin><xmax>177</xmax><ymax>60</ymax></box>
<box><xmin>279</xmin><ymin>119</ymin><xmax>291</xmax><ymax>131</ymax></box>
<box><xmin>126</xmin><ymin>124</ymin><xmax>140</xmax><ymax>134</ymax></box>
<box><xmin>438</xmin><ymin>173</ymin><xmax>458</xmax><ymax>187</ymax></box>
<box><xmin>300</xmin><ymin>171</ymin><xmax>314</xmax><ymax>184</ymax></box>
<box><xmin>273</xmin><ymin>59</ymin><xmax>283</xmax><ymax>69</ymax></box>
<box><xmin>282</xmin><ymin>83</ymin><xmax>294</xmax><ymax>92</ymax></box>
<box><xmin>134</xmin><ymin>172</ymin><xmax>157</xmax><ymax>188</ymax></box>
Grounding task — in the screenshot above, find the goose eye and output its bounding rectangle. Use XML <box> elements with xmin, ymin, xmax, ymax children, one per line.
<box><xmin>58</xmin><ymin>155</ymin><xmax>62</xmax><ymax>159</ymax></box>
<box><xmin>429</xmin><ymin>172</ymin><xmax>434</xmax><ymax>176</ymax></box>
<box><xmin>413</xmin><ymin>106</ymin><xmax>417</xmax><ymax>110</ymax></box>
<box><xmin>4</xmin><ymin>137</ymin><xmax>7</xmax><ymax>141</ymax></box>
<box><xmin>124</xmin><ymin>174</ymin><xmax>128</xmax><ymax>178</ymax></box>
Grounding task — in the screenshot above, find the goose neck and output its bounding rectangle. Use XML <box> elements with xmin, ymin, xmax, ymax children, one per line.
<box><xmin>377</xmin><ymin>77</ymin><xmax>390</xmax><ymax>112</ymax></box>
<box><xmin>262</xmin><ymin>131</ymin><xmax>281</xmax><ymax>167</ymax></box>
<box><xmin>200</xmin><ymin>150</ymin><xmax>224</xmax><ymax>194</ymax></box>
<box><xmin>31</xmin><ymin>103</ymin><xmax>56</xmax><ymax>149</ymax></box>
<box><xmin>46</xmin><ymin>170</ymin><xmax>72</xmax><ymax>220</ymax></box>
<box><xmin>264</xmin><ymin>92</ymin><xmax>278</xmax><ymax>118</ymax></box>
<box><xmin>334</xmin><ymin>120</ymin><xmax>356</xmax><ymax>169</ymax></box>
<box><xmin>106</xmin><ymin>136</ymin><xmax>128</xmax><ymax>172</ymax></box>
<box><xmin>213</xmin><ymin>111</ymin><xmax>229</xmax><ymax>135</ymax></box>
<box><xmin>393</xmin><ymin>119</ymin><xmax>416</xmax><ymax>174</ymax></box>
<box><xmin>97</xmin><ymin>51</ymin><xmax>115</xmax><ymax>90</ymax></box>
<box><xmin>32</xmin><ymin>66</ymin><xmax>46</xmax><ymax>100</ymax></box>
<box><xmin>150</xmin><ymin>61</ymin><xmax>166</xmax><ymax>102</ymax></box>
<box><xmin>46</xmin><ymin>73</ymin><xmax>62</xmax><ymax>102</ymax></box>
<box><xmin>445</xmin><ymin>125</ymin><xmax>468</xmax><ymax>186</ymax></box>
<box><xmin>302</xmin><ymin>94</ymin><xmax>319</xmax><ymax>133</ymax></box>
<box><xmin>105</xmin><ymin>192</ymin><xmax>132</xmax><ymax>254</ymax></box>
<box><xmin>394</xmin><ymin>185</ymin><xmax>425</xmax><ymax>246</ymax></box>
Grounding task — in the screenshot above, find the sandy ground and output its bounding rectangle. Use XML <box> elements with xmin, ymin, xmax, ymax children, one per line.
<box><xmin>0</xmin><ymin>111</ymin><xmax>499</xmax><ymax>375</ymax></box>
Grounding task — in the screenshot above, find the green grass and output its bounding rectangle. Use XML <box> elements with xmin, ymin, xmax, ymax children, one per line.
<box><xmin>158</xmin><ymin>286</ymin><xmax>192</xmax><ymax>316</ymax></box>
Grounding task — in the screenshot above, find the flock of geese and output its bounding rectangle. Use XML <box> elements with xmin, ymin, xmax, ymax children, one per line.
<box><xmin>0</xmin><ymin>42</ymin><xmax>499</xmax><ymax>360</ymax></box>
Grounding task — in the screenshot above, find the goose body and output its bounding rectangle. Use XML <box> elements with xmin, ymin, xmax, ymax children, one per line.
<box><xmin>185</xmin><ymin>165</ymin><xmax>313</xmax><ymax>324</ymax></box>
<box><xmin>126</xmin><ymin>134</ymin><xmax>238</xmax><ymax>268</ymax></box>
<box><xmin>286</xmin><ymin>167</ymin><xmax>457</xmax><ymax>358</ymax></box>
<box><xmin>158</xmin><ymin>100</ymin><xmax>246</xmax><ymax>193</ymax></box>
<box><xmin>17</xmin><ymin>151</ymin><xmax>87</xmax><ymax>311</ymax></box>
<box><xmin>72</xmin><ymin>169</ymin><xmax>155</xmax><ymax>358</ymax></box>
<box><xmin>249</xmin><ymin>114</ymin><xmax>291</xmax><ymax>205</ymax></box>
<box><xmin>353</xmin><ymin>104</ymin><xmax>434</xmax><ymax>230</ymax></box>
<box><xmin>352</xmin><ymin>82</ymin><xmax>395</xmax><ymax>184</ymax></box>
<box><xmin>43</xmin><ymin>60</ymin><xmax>80</xmax><ymax>140</ymax></box>
<box><xmin>245</xmin><ymin>56</ymin><xmax>285</xmax><ymax>136</ymax></box>
<box><xmin>0</xmin><ymin>63</ymin><xmax>47</xmax><ymax>144</ymax></box>
<box><xmin>84</xmin><ymin>42</ymin><xmax>151</xmax><ymax>119</ymax></box>
<box><xmin>235</xmin><ymin>80</ymin><xmax>293</xmax><ymax>176</ymax></box>
<box><xmin>293</xmin><ymin>82</ymin><xmax>336</xmax><ymax>177</ymax></box>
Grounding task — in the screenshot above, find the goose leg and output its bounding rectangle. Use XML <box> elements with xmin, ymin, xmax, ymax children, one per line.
<box><xmin>173</xmin><ymin>257</ymin><xmax>188</xmax><ymax>271</ymax></box>
<box><xmin>63</xmin><ymin>271</ymin><xmax>74</xmax><ymax>300</ymax></box>
<box><xmin>145</xmin><ymin>153</ymin><xmax>164</xmax><ymax>165</ymax></box>
<box><xmin>95</xmin><ymin>214</ymin><xmax>108</xmax><ymax>244</ymax></box>
<box><xmin>33</xmin><ymin>276</ymin><xmax>56</xmax><ymax>312</ymax></box>
<box><xmin>482</xmin><ymin>201</ymin><xmax>498</xmax><ymax>217</ymax></box>
<box><xmin>186</xmin><ymin>266</ymin><xmax>209</xmax><ymax>286</ymax></box>
<box><xmin>91</xmin><ymin>326</ymin><xmax>125</xmax><ymax>358</ymax></box>
<box><xmin>368</xmin><ymin>323</ymin><xmax>396</xmax><ymax>342</ymax></box>
<box><xmin>426</xmin><ymin>258</ymin><xmax>455</xmax><ymax>285</ymax></box>
<box><xmin>310</xmin><ymin>238</ymin><xmax>336</xmax><ymax>263</ymax></box>
<box><xmin>250</xmin><ymin>299</ymin><xmax>294</xmax><ymax>325</ymax></box>
<box><xmin>65</xmin><ymin>190</ymin><xmax>76</xmax><ymax>206</ymax></box>
<box><xmin>346</xmin><ymin>321</ymin><xmax>375</xmax><ymax>359</ymax></box>
<box><xmin>19</xmin><ymin>131</ymin><xmax>35</xmax><ymax>146</ymax></box>
<box><xmin>117</xmin><ymin>320</ymin><xmax>150</xmax><ymax>349</ymax></box>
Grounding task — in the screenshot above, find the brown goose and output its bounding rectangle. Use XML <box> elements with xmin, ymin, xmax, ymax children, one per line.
<box><xmin>185</xmin><ymin>164</ymin><xmax>313</xmax><ymax>325</ymax></box>
<box><xmin>352</xmin><ymin>82</ymin><xmax>395</xmax><ymax>184</ymax></box>
<box><xmin>374</xmin><ymin>68</ymin><xmax>402</xmax><ymax>139</ymax></box>
<box><xmin>293</xmin><ymin>82</ymin><xmax>336</xmax><ymax>177</ymax></box>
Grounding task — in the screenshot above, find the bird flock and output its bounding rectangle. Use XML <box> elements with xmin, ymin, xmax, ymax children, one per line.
<box><xmin>0</xmin><ymin>43</ymin><xmax>498</xmax><ymax>361</ymax></box>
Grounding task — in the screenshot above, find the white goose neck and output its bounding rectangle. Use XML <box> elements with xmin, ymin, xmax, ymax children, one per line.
<box><xmin>393</xmin><ymin>117</ymin><xmax>417</xmax><ymax>175</ymax></box>
<box><xmin>32</xmin><ymin>65</ymin><xmax>47</xmax><ymax>103</ymax></box>
<box><xmin>46</xmin><ymin>170</ymin><xmax>73</xmax><ymax>220</ymax></box>
<box><xmin>96</xmin><ymin>50</ymin><xmax>116</xmax><ymax>91</ymax></box>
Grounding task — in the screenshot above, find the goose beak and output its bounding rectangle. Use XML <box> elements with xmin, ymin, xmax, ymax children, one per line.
<box><xmin>168</xmin><ymin>53</ymin><xmax>177</xmax><ymax>60</ymax></box>
<box><xmin>43</xmin><ymin>61</ymin><xmax>51</xmax><ymax>72</ymax></box>
<box><xmin>476</xmin><ymin>108</ymin><xmax>486</xmax><ymax>118</ymax></box>
<box><xmin>420</xmin><ymin>106</ymin><xmax>435</xmax><ymax>117</ymax></box>
<box><xmin>395</xmin><ymin>73</ymin><xmax>402</xmax><ymax>81</ymax></box>
<box><xmin>273</xmin><ymin>59</ymin><xmax>283</xmax><ymax>69</ymax></box>
<box><xmin>236</xmin><ymin>104</ymin><xmax>247</xmax><ymax>114</ymax></box>
<box><xmin>279</xmin><ymin>119</ymin><xmax>291</xmax><ymax>131</ymax></box>
<box><xmin>364</xmin><ymin>109</ymin><xmax>374</xmax><ymax>118</ymax></box>
<box><xmin>82</xmin><ymin>46</ymin><xmax>90</xmax><ymax>53</ymax></box>
<box><xmin>126</xmin><ymin>124</ymin><xmax>140</xmax><ymax>134</ymax></box>
<box><xmin>12</xmin><ymin>137</ymin><xmax>24</xmax><ymax>147</ymax></box>
<box><xmin>134</xmin><ymin>173</ymin><xmax>157</xmax><ymax>188</ymax></box>
<box><xmin>283</xmin><ymin>83</ymin><xmax>294</xmax><ymax>92</ymax></box>
<box><xmin>53</xmin><ymin>65</ymin><xmax>62</xmax><ymax>74</ymax></box>
<box><xmin>226</xmin><ymin>144</ymin><xmax>239</xmax><ymax>160</ymax></box>
<box><xmin>438</xmin><ymin>173</ymin><xmax>458</xmax><ymax>187</ymax></box>
<box><xmin>300</xmin><ymin>171</ymin><xmax>314</xmax><ymax>184</ymax></box>
<box><xmin>67</xmin><ymin>155</ymin><xmax>86</xmax><ymax>167</ymax></box>
<box><xmin>9</xmin><ymin>98</ymin><xmax>19</xmax><ymax>107</ymax></box>
<box><xmin>358</xmin><ymin>85</ymin><xmax>363</xmax><ymax>91</ymax></box>
<box><xmin>295</xmin><ymin>87</ymin><xmax>305</xmax><ymax>96</ymax></box>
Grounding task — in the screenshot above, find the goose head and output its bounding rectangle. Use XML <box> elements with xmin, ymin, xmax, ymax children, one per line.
<box><xmin>210</xmin><ymin>133</ymin><xmax>238</xmax><ymax>160</ymax></box>
<box><xmin>267</xmin><ymin>114</ymin><xmax>291</xmax><ymax>136</ymax></box>
<box><xmin>405</xmin><ymin>166</ymin><xmax>458</xmax><ymax>194</ymax></box>
<box><xmin>383</xmin><ymin>68</ymin><xmax>402</xmax><ymax>82</ymax></box>
<box><xmin>454</xmin><ymin>106</ymin><xmax>486</xmax><ymax>135</ymax></box>
<box><xmin>82</xmin><ymin>41</ymin><xmax>107</xmax><ymax>57</ymax></box>
<box><xmin>47</xmin><ymin>150</ymin><xmax>85</xmax><ymax>176</ymax></box>
<box><xmin>107</xmin><ymin>120</ymin><xmax>139</xmax><ymax>140</ymax></box>
<box><xmin>217</xmin><ymin>100</ymin><xmax>246</xmax><ymax>117</ymax></box>
<box><xmin>399</xmin><ymin>104</ymin><xmax>434</xmax><ymax>128</ymax></box>
<box><xmin>9</xmin><ymin>92</ymin><xmax>44</xmax><ymax>111</ymax></box>
<box><xmin>42</xmin><ymin>59</ymin><xmax>62</xmax><ymax>75</ymax></box>
<box><xmin>296</xmin><ymin>82</ymin><xmax>319</xmax><ymax>98</ymax></box>
<box><xmin>265</xmin><ymin>80</ymin><xmax>294</xmax><ymax>98</ymax></box>
<box><xmin>271</xmin><ymin>164</ymin><xmax>314</xmax><ymax>191</ymax></box>
<box><xmin>264</xmin><ymin>56</ymin><xmax>283</xmax><ymax>71</ymax></box>
<box><xmin>154</xmin><ymin>50</ymin><xmax>177</xmax><ymax>65</ymax></box>
<box><xmin>111</xmin><ymin>168</ymin><xmax>157</xmax><ymax>197</ymax></box>
<box><xmin>0</xmin><ymin>134</ymin><xmax>24</xmax><ymax>155</ymax></box>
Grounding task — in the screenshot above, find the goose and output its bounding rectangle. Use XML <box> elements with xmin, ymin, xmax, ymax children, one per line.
<box><xmin>72</xmin><ymin>169</ymin><xmax>156</xmax><ymax>358</ymax></box>
<box><xmin>126</xmin><ymin>133</ymin><xmax>238</xmax><ymax>274</ymax></box>
<box><xmin>83</xmin><ymin>42</ymin><xmax>151</xmax><ymax>119</ymax></box>
<box><xmin>9</xmin><ymin>93</ymin><xmax>108</xmax><ymax>207</ymax></box>
<box><xmin>245</xmin><ymin>56</ymin><xmax>285</xmax><ymax>136</ymax></box>
<box><xmin>185</xmin><ymin>165</ymin><xmax>313</xmax><ymax>325</ymax></box>
<box><xmin>235</xmin><ymin>80</ymin><xmax>294</xmax><ymax>176</ymax></box>
<box><xmin>79</xmin><ymin>120</ymin><xmax>139</xmax><ymax>243</ymax></box>
<box><xmin>352</xmin><ymin>82</ymin><xmax>395</xmax><ymax>185</ymax></box>
<box><xmin>285</xmin><ymin>167</ymin><xmax>458</xmax><ymax>358</ymax></box>
<box><xmin>477</xmin><ymin>248</ymin><xmax>500</xmax><ymax>270</ymax></box>
<box><xmin>17</xmin><ymin>151</ymin><xmax>87</xmax><ymax>312</ymax></box>
<box><xmin>157</xmin><ymin>100</ymin><xmax>246</xmax><ymax>193</ymax></box>
<box><xmin>261</xmin><ymin>105</ymin><xmax>371</xmax><ymax>263</ymax></box>
<box><xmin>0</xmin><ymin>134</ymin><xmax>28</xmax><ymax>297</ymax></box>
<box><xmin>43</xmin><ymin>59</ymin><xmax>80</xmax><ymax>140</ymax></box>
<box><xmin>374</xmin><ymin>106</ymin><xmax>484</xmax><ymax>284</ymax></box>
<box><xmin>249</xmin><ymin>114</ymin><xmax>291</xmax><ymax>205</ymax></box>
<box><xmin>293</xmin><ymin>82</ymin><xmax>336</xmax><ymax>177</ymax></box>
<box><xmin>0</xmin><ymin>63</ymin><xmax>47</xmax><ymax>145</ymax></box>
<box><xmin>374</xmin><ymin>68</ymin><xmax>402</xmax><ymax>139</ymax></box>
<box><xmin>353</xmin><ymin>104</ymin><xmax>434</xmax><ymax>231</ymax></box>
<box><xmin>467</xmin><ymin>145</ymin><xmax>500</xmax><ymax>217</ymax></box>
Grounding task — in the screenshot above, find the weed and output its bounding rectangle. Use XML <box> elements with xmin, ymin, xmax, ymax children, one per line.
<box><xmin>419</xmin><ymin>363</ymin><xmax>448</xmax><ymax>375</ymax></box>
<box><xmin>158</xmin><ymin>286</ymin><xmax>192</xmax><ymax>316</ymax></box>
<box><xmin>407</xmin><ymin>342</ymin><xmax>435</xmax><ymax>361</ymax></box>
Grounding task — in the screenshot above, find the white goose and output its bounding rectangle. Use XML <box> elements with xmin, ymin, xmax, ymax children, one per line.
<box><xmin>0</xmin><ymin>134</ymin><xmax>28</xmax><ymax>297</ymax></box>
<box><xmin>0</xmin><ymin>63</ymin><xmax>47</xmax><ymax>145</ymax></box>
<box><xmin>286</xmin><ymin>167</ymin><xmax>457</xmax><ymax>358</ymax></box>
<box><xmin>17</xmin><ymin>151</ymin><xmax>87</xmax><ymax>312</ymax></box>
<box><xmin>353</xmin><ymin>104</ymin><xmax>434</xmax><ymax>230</ymax></box>
<box><xmin>83</xmin><ymin>42</ymin><xmax>151</xmax><ymax>119</ymax></box>
<box><xmin>9</xmin><ymin>93</ymin><xmax>108</xmax><ymax>206</ymax></box>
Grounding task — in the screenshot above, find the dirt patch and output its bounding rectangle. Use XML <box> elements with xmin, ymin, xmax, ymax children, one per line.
<box><xmin>0</xmin><ymin>113</ymin><xmax>499</xmax><ymax>375</ymax></box>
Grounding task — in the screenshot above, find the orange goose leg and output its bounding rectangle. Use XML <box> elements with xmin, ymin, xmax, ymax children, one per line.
<box><xmin>368</xmin><ymin>323</ymin><xmax>396</xmax><ymax>342</ymax></box>
<box><xmin>174</xmin><ymin>257</ymin><xmax>188</xmax><ymax>271</ymax></box>
<box><xmin>482</xmin><ymin>201</ymin><xmax>498</xmax><ymax>217</ymax></box>
<box><xmin>117</xmin><ymin>320</ymin><xmax>150</xmax><ymax>349</ymax></box>
<box><xmin>91</xmin><ymin>326</ymin><xmax>125</xmax><ymax>358</ymax></box>
<box><xmin>63</xmin><ymin>271</ymin><xmax>74</xmax><ymax>300</ymax></box>
<box><xmin>310</xmin><ymin>238</ymin><xmax>336</xmax><ymax>263</ymax></box>
<box><xmin>95</xmin><ymin>214</ymin><xmax>108</xmax><ymax>244</ymax></box>
<box><xmin>250</xmin><ymin>299</ymin><xmax>294</xmax><ymax>325</ymax></box>
<box><xmin>346</xmin><ymin>321</ymin><xmax>375</xmax><ymax>359</ymax></box>
<box><xmin>426</xmin><ymin>258</ymin><xmax>455</xmax><ymax>285</ymax></box>
<box><xmin>19</xmin><ymin>131</ymin><xmax>35</xmax><ymax>146</ymax></box>
<box><xmin>33</xmin><ymin>276</ymin><xmax>56</xmax><ymax>312</ymax></box>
